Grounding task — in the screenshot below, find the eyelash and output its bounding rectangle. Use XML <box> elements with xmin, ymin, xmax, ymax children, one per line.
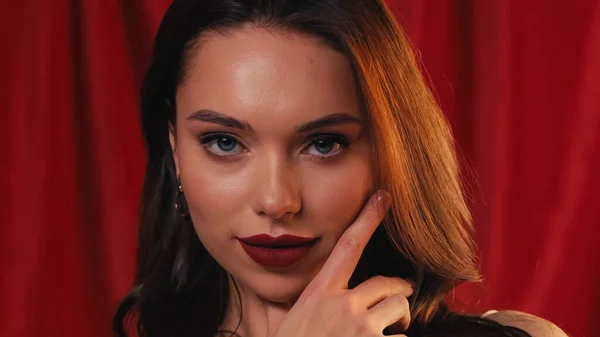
<box><xmin>197</xmin><ymin>132</ymin><xmax>351</xmax><ymax>161</ymax></box>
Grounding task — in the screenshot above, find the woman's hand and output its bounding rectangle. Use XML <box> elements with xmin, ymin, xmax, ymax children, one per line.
<box><xmin>270</xmin><ymin>190</ymin><xmax>413</xmax><ymax>337</ymax></box>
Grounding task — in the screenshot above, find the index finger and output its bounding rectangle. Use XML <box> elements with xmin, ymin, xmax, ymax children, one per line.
<box><xmin>311</xmin><ymin>189</ymin><xmax>391</xmax><ymax>290</ymax></box>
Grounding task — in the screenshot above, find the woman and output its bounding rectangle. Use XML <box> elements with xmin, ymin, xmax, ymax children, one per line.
<box><xmin>113</xmin><ymin>0</ymin><xmax>567</xmax><ymax>336</ymax></box>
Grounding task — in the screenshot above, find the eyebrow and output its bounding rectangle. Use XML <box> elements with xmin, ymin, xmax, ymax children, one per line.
<box><xmin>186</xmin><ymin>109</ymin><xmax>362</xmax><ymax>133</ymax></box>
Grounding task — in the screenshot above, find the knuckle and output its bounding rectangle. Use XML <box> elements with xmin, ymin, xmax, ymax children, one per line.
<box><xmin>339</xmin><ymin>237</ymin><xmax>359</xmax><ymax>253</ymax></box>
<box><xmin>353</xmin><ymin>315</ymin><xmax>378</xmax><ymax>336</ymax></box>
<box><xmin>388</xmin><ymin>276</ymin><xmax>407</xmax><ymax>286</ymax></box>
<box><xmin>381</xmin><ymin>276</ymin><xmax>414</xmax><ymax>296</ymax></box>
<box><xmin>365</xmin><ymin>275</ymin><xmax>388</xmax><ymax>288</ymax></box>
<box><xmin>353</xmin><ymin>322</ymin><xmax>370</xmax><ymax>336</ymax></box>
<box><xmin>370</xmin><ymin>275</ymin><xmax>395</xmax><ymax>289</ymax></box>
<box><xmin>370</xmin><ymin>275</ymin><xmax>387</xmax><ymax>284</ymax></box>
<box><xmin>392</xmin><ymin>294</ymin><xmax>410</xmax><ymax>311</ymax></box>
<box><xmin>400</xmin><ymin>294</ymin><xmax>410</xmax><ymax>308</ymax></box>
<box><xmin>394</xmin><ymin>295</ymin><xmax>411</xmax><ymax>327</ymax></box>
<box><xmin>394</xmin><ymin>277</ymin><xmax>415</xmax><ymax>292</ymax></box>
<box><xmin>336</xmin><ymin>293</ymin><xmax>358</xmax><ymax>316</ymax></box>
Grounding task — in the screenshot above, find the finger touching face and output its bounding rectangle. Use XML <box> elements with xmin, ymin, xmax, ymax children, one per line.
<box><xmin>171</xmin><ymin>24</ymin><xmax>374</xmax><ymax>303</ymax></box>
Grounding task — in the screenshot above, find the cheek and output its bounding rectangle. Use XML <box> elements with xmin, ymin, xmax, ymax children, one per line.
<box><xmin>177</xmin><ymin>135</ymin><xmax>373</xmax><ymax>241</ymax></box>
<box><xmin>185</xmin><ymin>171</ymin><xmax>248</xmax><ymax>217</ymax></box>
<box><xmin>302</xmin><ymin>156</ymin><xmax>373</xmax><ymax>236</ymax></box>
<box><xmin>177</xmin><ymin>144</ymin><xmax>250</xmax><ymax>239</ymax></box>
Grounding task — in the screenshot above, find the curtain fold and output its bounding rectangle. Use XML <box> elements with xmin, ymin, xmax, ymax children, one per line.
<box><xmin>1</xmin><ymin>1</ymin><xmax>597</xmax><ymax>336</ymax></box>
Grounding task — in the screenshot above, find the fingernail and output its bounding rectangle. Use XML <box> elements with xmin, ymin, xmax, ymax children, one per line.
<box><xmin>372</xmin><ymin>189</ymin><xmax>391</xmax><ymax>212</ymax></box>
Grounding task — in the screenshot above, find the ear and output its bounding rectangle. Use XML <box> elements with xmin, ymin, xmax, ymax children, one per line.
<box><xmin>169</xmin><ymin>122</ymin><xmax>180</xmax><ymax>178</ymax></box>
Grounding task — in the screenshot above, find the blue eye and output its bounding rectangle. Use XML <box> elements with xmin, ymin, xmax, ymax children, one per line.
<box><xmin>198</xmin><ymin>133</ymin><xmax>244</xmax><ymax>155</ymax></box>
<box><xmin>304</xmin><ymin>135</ymin><xmax>350</xmax><ymax>158</ymax></box>
<box><xmin>197</xmin><ymin>132</ymin><xmax>351</xmax><ymax>160</ymax></box>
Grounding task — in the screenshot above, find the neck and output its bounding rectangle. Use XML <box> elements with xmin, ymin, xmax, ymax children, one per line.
<box><xmin>219</xmin><ymin>275</ymin><xmax>292</xmax><ymax>337</ymax></box>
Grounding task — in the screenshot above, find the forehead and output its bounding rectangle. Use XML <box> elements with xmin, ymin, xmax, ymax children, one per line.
<box><xmin>175</xmin><ymin>25</ymin><xmax>361</xmax><ymax>128</ymax></box>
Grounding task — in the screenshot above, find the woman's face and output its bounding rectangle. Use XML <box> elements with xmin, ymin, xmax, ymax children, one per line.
<box><xmin>172</xmin><ymin>25</ymin><xmax>373</xmax><ymax>303</ymax></box>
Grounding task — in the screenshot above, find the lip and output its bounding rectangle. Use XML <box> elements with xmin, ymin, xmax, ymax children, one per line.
<box><xmin>238</xmin><ymin>234</ymin><xmax>318</xmax><ymax>268</ymax></box>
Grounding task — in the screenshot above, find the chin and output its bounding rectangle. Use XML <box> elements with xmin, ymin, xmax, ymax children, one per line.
<box><xmin>244</xmin><ymin>271</ymin><xmax>312</xmax><ymax>304</ymax></box>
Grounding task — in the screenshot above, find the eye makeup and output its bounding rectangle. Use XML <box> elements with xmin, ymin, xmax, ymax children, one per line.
<box><xmin>196</xmin><ymin>132</ymin><xmax>352</xmax><ymax>162</ymax></box>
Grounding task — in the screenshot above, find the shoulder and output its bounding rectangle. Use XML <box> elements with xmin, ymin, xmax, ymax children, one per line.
<box><xmin>485</xmin><ymin>310</ymin><xmax>569</xmax><ymax>337</ymax></box>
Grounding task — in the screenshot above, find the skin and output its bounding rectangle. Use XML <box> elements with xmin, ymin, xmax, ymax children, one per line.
<box><xmin>170</xmin><ymin>25</ymin><xmax>375</xmax><ymax>336</ymax></box>
<box><xmin>168</xmin><ymin>23</ymin><xmax>568</xmax><ymax>337</ymax></box>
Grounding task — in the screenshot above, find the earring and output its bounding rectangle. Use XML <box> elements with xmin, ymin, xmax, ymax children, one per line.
<box><xmin>175</xmin><ymin>183</ymin><xmax>190</xmax><ymax>218</ymax></box>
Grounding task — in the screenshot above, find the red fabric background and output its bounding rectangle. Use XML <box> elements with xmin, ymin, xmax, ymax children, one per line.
<box><xmin>1</xmin><ymin>1</ymin><xmax>598</xmax><ymax>336</ymax></box>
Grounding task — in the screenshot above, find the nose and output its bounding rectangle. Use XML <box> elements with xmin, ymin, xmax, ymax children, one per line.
<box><xmin>253</xmin><ymin>152</ymin><xmax>302</xmax><ymax>221</ymax></box>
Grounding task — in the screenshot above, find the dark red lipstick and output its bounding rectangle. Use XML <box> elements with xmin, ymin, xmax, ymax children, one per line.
<box><xmin>238</xmin><ymin>234</ymin><xmax>318</xmax><ymax>268</ymax></box>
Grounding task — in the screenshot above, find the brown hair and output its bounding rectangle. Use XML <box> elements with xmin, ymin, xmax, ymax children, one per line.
<box><xmin>346</xmin><ymin>0</ymin><xmax>479</xmax><ymax>323</ymax></box>
<box><xmin>114</xmin><ymin>1</ymin><xmax>529</xmax><ymax>336</ymax></box>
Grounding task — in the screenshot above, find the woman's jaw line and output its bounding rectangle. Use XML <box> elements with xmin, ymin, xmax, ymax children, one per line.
<box><xmin>220</xmin><ymin>274</ymin><xmax>301</xmax><ymax>336</ymax></box>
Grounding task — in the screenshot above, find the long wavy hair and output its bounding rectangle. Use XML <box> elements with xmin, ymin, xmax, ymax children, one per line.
<box><xmin>113</xmin><ymin>0</ymin><xmax>531</xmax><ymax>336</ymax></box>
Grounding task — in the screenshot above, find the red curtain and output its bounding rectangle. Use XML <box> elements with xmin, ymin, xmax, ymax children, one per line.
<box><xmin>1</xmin><ymin>1</ymin><xmax>598</xmax><ymax>336</ymax></box>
